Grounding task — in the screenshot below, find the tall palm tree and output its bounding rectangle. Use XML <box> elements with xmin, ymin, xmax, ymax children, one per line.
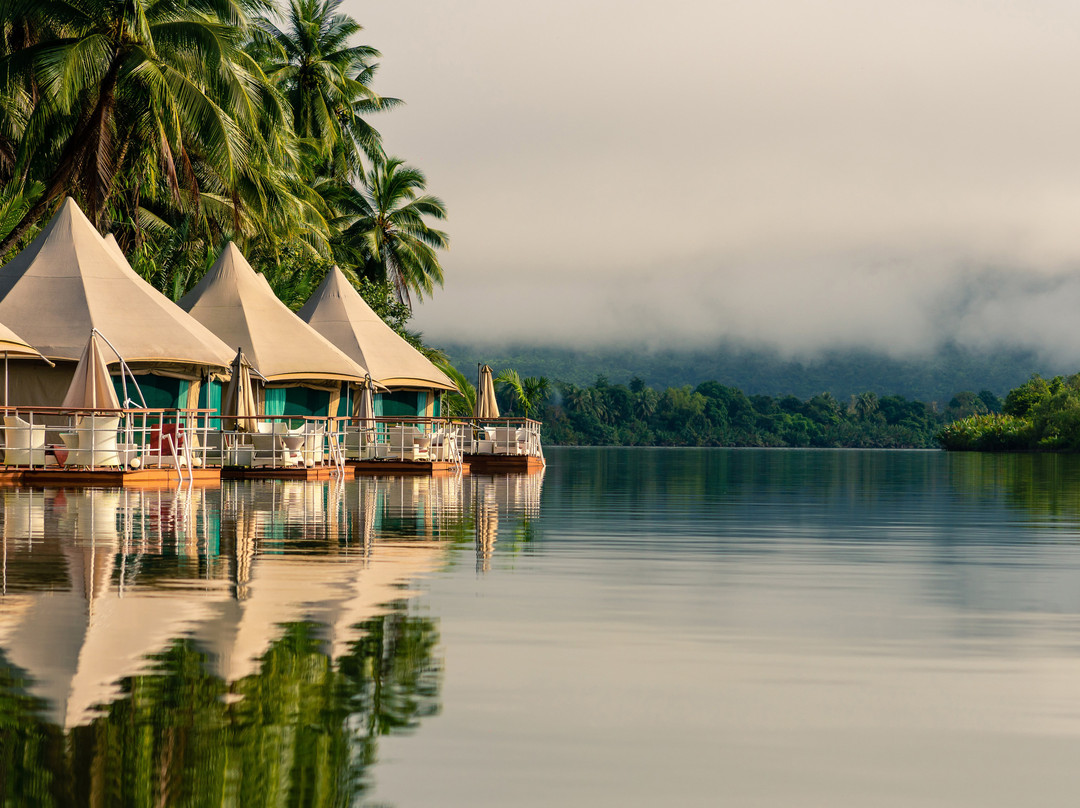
<box><xmin>0</xmin><ymin>0</ymin><xmax>277</xmax><ymax>253</ymax></box>
<box><xmin>334</xmin><ymin>156</ymin><xmax>448</xmax><ymax>307</ymax></box>
<box><xmin>256</xmin><ymin>0</ymin><xmax>397</xmax><ymax>176</ymax></box>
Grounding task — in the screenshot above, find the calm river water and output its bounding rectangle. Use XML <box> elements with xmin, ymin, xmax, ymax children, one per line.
<box><xmin>4</xmin><ymin>447</ymin><xmax>1080</xmax><ymax>806</ymax></box>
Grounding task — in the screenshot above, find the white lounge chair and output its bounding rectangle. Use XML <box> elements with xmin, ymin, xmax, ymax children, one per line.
<box><xmin>63</xmin><ymin>416</ymin><xmax>122</xmax><ymax>467</ymax></box>
<box><xmin>3</xmin><ymin>416</ymin><xmax>47</xmax><ymax>467</ymax></box>
<box><xmin>385</xmin><ymin>426</ymin><xmax>430</xmax><ymax>461</ymax></box>
<box><xmin>492</xmin><ymin>426</ymin><xmax>527</xmax><ymax>455</ymax></box>
<box><xmin>251</xmin><ymin>431</ymin><xmax>300</xmax><ymax>468</ymax></box>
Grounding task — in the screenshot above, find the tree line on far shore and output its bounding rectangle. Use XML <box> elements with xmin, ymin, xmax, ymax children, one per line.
<box><xmin>490</xmin><ymin>374</ymin><xmax>1003</xmax><ymax>449</ymax></box>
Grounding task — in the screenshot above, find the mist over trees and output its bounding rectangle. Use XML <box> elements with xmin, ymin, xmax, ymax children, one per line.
<box><xmin>445</xmin><ymin>342</ymin><xmax>1055</xmax><ymax>404</ymax></box>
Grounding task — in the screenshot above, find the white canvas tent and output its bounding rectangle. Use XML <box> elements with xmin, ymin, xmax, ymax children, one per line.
<box><xmin>178</xmin><ymin>245</ymin><xmax>370</xmax><ymax>414</ymax></box>
<box><xmin>298</xmin><ymin>266</ymin><xmax>455</xmax><ymax>393</ymax></box>
<box><xmin>0</xmin><ymin>198</ymin><xmax>234</xmax><ymax>406</ymax></box>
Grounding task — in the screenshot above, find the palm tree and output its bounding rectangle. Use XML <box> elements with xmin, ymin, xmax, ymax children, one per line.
<box><xmin>495</xmin><ymin>370</ymin><xmax>550</xmax><ymax>420</ymax></box>
<box><xmin>854</xmin><ymin>391</ymin><xmax>879</xmax><ymax>421</ymax></box>
<box><xmin>0</xmin><ymin>0</ymin><xmax>278</xmax><ymax>253</ymax></box>
<box><xmin>256</xmin><ymin>0</ymin><xmax>397</xmax><ymax>176</ymax></box>
<box><xmin>334</xmin><ymin>156</ymin><xmax>448</xmax><ymax>306</ymax></box>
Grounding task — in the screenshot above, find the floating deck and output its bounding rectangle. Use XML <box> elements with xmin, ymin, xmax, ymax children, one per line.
<box><xmin>0</xmin><ymin>467</ymin><xmax>221</xmax><ymax>487</ymax></box>
<box><xmin>465</xmin><ymin>455</ymin><xmax>545</xmax><ymax>474</ymax></box>
<box><xmin>220</xmin><ymin>465</ymin><xmax>343</xmax><ymax>481</ymax></box>
<box><xmin>348</xmin><ymin>459</ymin><xmax>468</xmax><ymax>476</ymax></box>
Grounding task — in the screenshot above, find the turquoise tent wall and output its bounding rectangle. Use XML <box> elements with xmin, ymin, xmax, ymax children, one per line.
<box><xmin>111</xmin><ymin>375</ymin><xmax>184</xmax><ymax>409</ymax></box>
<box><xmin>376</xmin><ymin>391</ymin><xmax>421</xmax><ymax>418</ymax></box>
<box><xmin>263</xmin><ymin>387</ymin><xmax>286</xmax><ymax>416</ymax></box>
<box><xmin>282</xmin><ymin>387</ymin><xmax>330</xmax><ymax>417</ymax></box>
<box><xmin>198</xmin><ymin>379</ymin><xmax>222</xmax><ymax>428</ymax></box>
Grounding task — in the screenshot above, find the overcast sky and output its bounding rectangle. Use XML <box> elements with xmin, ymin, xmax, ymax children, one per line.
<box><xmin>351</xmin><ymin>0</ymin><xmax>1080</xmax><ymax>360</ymax></box>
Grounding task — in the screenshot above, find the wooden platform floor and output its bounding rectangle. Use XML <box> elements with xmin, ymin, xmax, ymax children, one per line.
<box><xmin>0</xmin><ymin>467</ymin><xmax>221</xmax><ymax>487</ymax></box>
<box><xmin>221</xmin><ymin>465</ymin><xmax>343</xmax><ymax>481</ymax></box>
<box><xmin>465</xmin><ymin>454</ymin><xmax>545</xmax><ymax>474</ymax></box>
<box><xmin>348</xmin><ymin>459</ymin><xmax>468</xmax><ymax>476</ymax></box>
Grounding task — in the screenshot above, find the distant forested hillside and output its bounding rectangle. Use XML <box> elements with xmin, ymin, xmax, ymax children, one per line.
<box><xmin>442</xmin><ymin>341</ymin><xmax>1064</xmax><ymax>403</ymax></box>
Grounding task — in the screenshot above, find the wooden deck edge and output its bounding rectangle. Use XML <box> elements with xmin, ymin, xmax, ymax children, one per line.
<box><xmin>0</xmin><ymin>467</ymin><xmax>221</xmax><ymax>488</ymax></box>
<box><xmin>220</xmin><ymin>465</ymin><xmax>343</xmax><ymax>480</ymax></box>
<box><xmin>464</xmin><ymin>455</ymin><xmax>545</xmax><ymax>473</ymax></box>
<box><xmin>348</xmin><ymin>460</ymin><xmax>468</xmax><ymax>476</ymax></box>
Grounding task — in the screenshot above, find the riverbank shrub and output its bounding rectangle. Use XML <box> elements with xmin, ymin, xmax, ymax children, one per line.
<box><xmin>936</xmin><ymin>414</ymin><xmax>1035</xmax><ymax>451</ymax></box>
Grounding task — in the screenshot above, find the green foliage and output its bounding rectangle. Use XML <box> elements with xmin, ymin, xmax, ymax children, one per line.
<box><xmin>495</xmin><ymin>369</ymin><xmax>550</xmax><ymax>420</ymax></box>
<box><xmin>536</xmin><ymin>377</ymin><xmax>947</xmax><ymax>448</ymax></box>
<box><xmin>1003</xmin><ymin>375</ymin><xmax>1052</xmax><ymax>418</ymax></box>
<box><xmin>936</xmin><ymin>414</ymin><xmax>1035</xmax><ymax>451</ymax></box>
<box><xmin>434</xmin><ymin>359</ymin><xmax>475</xmax><ymax>417</ymax></box>
<box><xmin>0</xmin><ymin>0</ymin><xmax>448</xmax><ymax>308</ymax></box>
<box><xmin>940</xmin><ymin>373</ymin><xmax>1080</xmax><ymax>452</ymax></box>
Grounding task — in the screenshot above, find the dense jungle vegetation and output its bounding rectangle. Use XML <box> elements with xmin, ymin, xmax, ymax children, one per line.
<box><xmin>490</xmin><ymin>374</ymin><xmax>1004</xmax><ymax>449</ymax></box>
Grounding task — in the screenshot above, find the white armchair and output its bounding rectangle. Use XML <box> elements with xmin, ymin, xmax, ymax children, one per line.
<box><xmin>3</xmin><ymin>416</ymin><xmax>47</xmax><ymax>467</ymax></box>
<box><xmin>63</xmin><ymin>416</ymin><xmax>121</xmax><ymax>467</ymax></box>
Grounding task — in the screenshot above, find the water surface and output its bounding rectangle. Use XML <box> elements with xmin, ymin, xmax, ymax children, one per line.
<box><xmin>4</xmin><ymin>448</ymin><xmax>1080</xmax><ymax>806</ymax></box>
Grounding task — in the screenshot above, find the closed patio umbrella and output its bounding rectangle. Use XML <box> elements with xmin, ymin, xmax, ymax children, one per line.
<box><xmin>61</xmin><ymin>331</ymin><xmax>120</xmax><ymax>410</ymax></box>
<box><xmin>222</xmin><ymin>348</ymin><xmax>259</xmax><ymax>431</ymax></box>
<box><xmin>474</xmin><ymin>364</ymin><xmax>499</xmax><ymax>419</ymax></box>
<box><xmin>354</xmin><ymin>375</ymin><xmax>375</xmax><ymax>424</ymax></box>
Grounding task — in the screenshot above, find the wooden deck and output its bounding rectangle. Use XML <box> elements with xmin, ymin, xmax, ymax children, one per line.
<box><xmin>465</xmin><ymin>454</ymin><xmax>545</xmax><ymax>474</ymax></box>
<box><xmin>0</xmin><ymin>466</ymin><xmax>221</xmax><ymax>487</ymax></box>
<box><xmin>220</xmin><ymin>465</ymin><xmax>343</xmax><ymax>480</ymax></box>
<box><xmin>348</xmin><ymin>459</ymin><xmax>469</xmax><ymax>476</ymax></box>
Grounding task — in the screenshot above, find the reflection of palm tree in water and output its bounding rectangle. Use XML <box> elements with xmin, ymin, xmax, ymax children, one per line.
<box><xmin>0</xmin><ymin>605</ymin><xmax>442</xmax><ymax>806</ymax></box>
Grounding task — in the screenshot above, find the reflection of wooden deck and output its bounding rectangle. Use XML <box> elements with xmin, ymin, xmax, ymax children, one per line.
<box><xmin>221</xmin><ymin>465</ymin><xmax>341</xmax><ymax>480</ymax></box>
<box><xmin>465</xmin><ymin>454</ymin><xmax>545</xmax><ymax>473</ymax></box>
<box><xmin>0</xmin><ymin>467</ymin><xmax>221</xmax><ymax>487</ymax></box>
<box><xmin>349</xmin><ymin>459</ymin><xmax>469</xmax><ymax>476</ymax></box>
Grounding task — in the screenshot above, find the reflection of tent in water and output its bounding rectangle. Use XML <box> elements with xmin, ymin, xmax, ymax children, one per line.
<box><xmin>194</xmin><ymin>538</ymin><xmax>444</xmax><ymax>682</ymax></box>
<box><xmin>0</xmin><ymin>489</ymin><xmax>227</xmax><ymax>728</ymax></box>
<box><xmin>0</xmin><ymin>480</ymin><xmax>453</xmax><ymax>728</ymax></box>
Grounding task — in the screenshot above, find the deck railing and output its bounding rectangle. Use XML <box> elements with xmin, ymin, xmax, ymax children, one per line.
<box><xmin>457</xmin><ymin>417</ymin><xmax>544</xmax><ymax>460</ymax></box>
<box><xmin>337</xmin><ymin>415</ymin><xmax>543</xmax><ymax>465</ymax></box>
<box><xmin>214</xmin><ymin>415</ymin><xmax>347</xmax><ymax>473</ymax></box>
<box><xmin>0</xmin><ymin>406</ymin><xmax>218</xmax><ymax>477</ymax></box>
<box><xmin>0</xmin><ymin>409</ymin><xmax>543</xmax><ymax>475</ymax></box>
<box><xmin>339</xmin><ymin>416</ymin><xmax>465</xmax><ymax>471</ymax></box>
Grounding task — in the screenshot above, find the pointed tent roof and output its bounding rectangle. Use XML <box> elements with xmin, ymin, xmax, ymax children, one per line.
<box><xmin>0</xmin><ymin>198</ymin><xmax>234</xmax><ymax>369</ymax></box>
<box><xmin>0</xmin><ymin>320</ymin><xmax>45</xmax><ymax>359</ymax></box>
<box><xmin>297</xmin><ymin>266</ymin><xmax>455</xmax><ymax>391</ymax></box>
<box><xmin>179</xmin><ymin>244</ymin><xmax>369</xmax><ymax>383</ymax></box>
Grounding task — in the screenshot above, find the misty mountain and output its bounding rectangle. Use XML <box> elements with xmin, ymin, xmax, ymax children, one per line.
<box><xmin>441</xmin><ymin>341</ymin><xmax>1071</xmax><ymax>403</ymax></box>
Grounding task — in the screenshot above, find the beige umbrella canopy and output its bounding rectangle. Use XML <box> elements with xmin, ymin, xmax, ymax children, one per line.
<box><xmin>61</xmin><ymin>331</ymin><xmax>120</xmax><ymax>410</ymax></box>
<box><xmin>475</xmin><ymin>364</ymin><xmax>499</xmax><ymax>419</ymax></box>
<box><xmin>222</xmin><ymin>348</ymin><xmax>259</xmax><ymax>431</ymax></box>
<box><xmin>0</xmin><ymin>320</ymin><xmax>52</xmax><ymax>406</ymax></box>
<box><xmin>297</xmin><ymin>266</ymin><xmax>455</xmax><ymax>391</ymax></box>
<box><xmin>178</xmin><ymin>243</ymin><xmax>369</xmax><ymax>384</ymax></box>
